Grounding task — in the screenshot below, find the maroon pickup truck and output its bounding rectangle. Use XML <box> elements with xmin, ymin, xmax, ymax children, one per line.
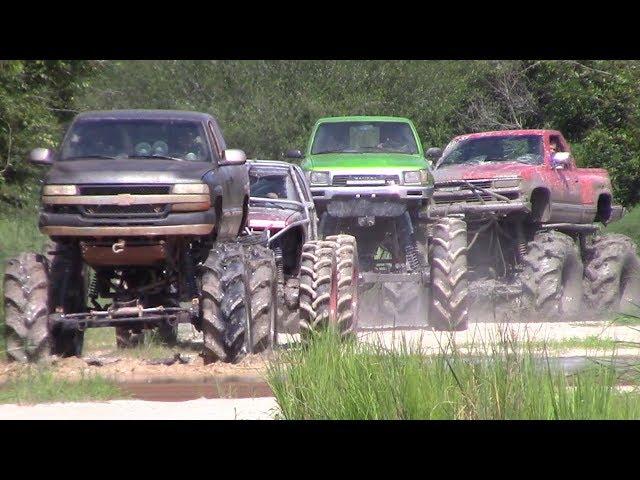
<box><xmin>431</xmin><ymin>129</ymin><xmax>624</xmax><ymax>224</ymax></box>
<box><xmin>427</xmin><ymin>129</ymin><xmax>638</xmax><ymax>320</ymax></box>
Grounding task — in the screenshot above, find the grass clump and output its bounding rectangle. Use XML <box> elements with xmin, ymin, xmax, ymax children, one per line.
<box><xmin>0</xmin><ymin>368</ymin><xmax>124</xmax><ymax>405</ymax></box>
<box><xmin>267</xmin><ymin>332</ymin><xmax>640</xmax><ymax>420</ymax></box>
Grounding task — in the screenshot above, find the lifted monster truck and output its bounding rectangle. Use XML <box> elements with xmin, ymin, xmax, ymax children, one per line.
<box><xmin>246</xmin><ymin>159</ymin><xmax>359</xmax><ymax>337</ymax></box>
<box><xmin>429</xmin><ymin>129</ymin><xmax>640</xmax><ymax>317</ymax></box>
<box><xmin>289</xmin><ymin>116</ymin><xmax>469</xmax><ymax>331</ymax></box>
<box><xmin>3</xmin><ymin>110</ymin><xmax>278</xmax><ymax>364</ymax></box>
<box><xmin>246</xmin><ymin>159</ymin><xmax>318</xmax><ymax>334</ymax></box>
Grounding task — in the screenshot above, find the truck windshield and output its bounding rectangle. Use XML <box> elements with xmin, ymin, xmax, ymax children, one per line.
<box><xmin>249</xmin><ymin>169</ymin><xmax>299</xmax><ymax>202</ymax></box>
<box><xmin>311</xmin><ymin>121</ymin><xmax>419</xmax><ymax>155</ymax></box>
<box><xmin>438</xmin><ymin>135</ymin><xmax>543</xmax><ymax>167</ymax></box>
<box><xmin>60</xmin><ymin>119</ymin><xmax>211</xmax><ymax>162</ymax></box>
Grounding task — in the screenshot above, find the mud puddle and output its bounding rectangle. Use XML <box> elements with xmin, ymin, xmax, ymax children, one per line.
<box><xmin>118</xmin><ymin>376</ymin><xmax>272</xmax><ymax>402</ymax></box>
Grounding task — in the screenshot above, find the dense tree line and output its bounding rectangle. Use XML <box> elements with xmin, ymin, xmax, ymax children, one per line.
<box><xmin>2</xmin><ymin>60</ymin><xmax>640</xmax><ymax>208</ymax></box>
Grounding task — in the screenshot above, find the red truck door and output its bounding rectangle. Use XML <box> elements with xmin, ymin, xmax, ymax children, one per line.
<box><xmin>546</xmin><ymin>133</ymin><xmax>582</xmax><ymax>223</ymax></box>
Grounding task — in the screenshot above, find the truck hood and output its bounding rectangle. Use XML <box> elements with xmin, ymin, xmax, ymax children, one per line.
<box><xmin>434</xmin><ymin>161</ymin><xmax>538</xmax><ymax>182</ymax></box>
<box><xmin>306</xmin><ymin>153</ymin><xmax>427</xmax><ymax>171</ymax></box>
<box><xmin>45</xmin><ymin>159</ymin><xmax>215</xmax><ymax>185</ymax></box>
<box><xmin>247</xmin><ymin>206</ymin><xmax>298</xmax><ymax>230</ymax></box>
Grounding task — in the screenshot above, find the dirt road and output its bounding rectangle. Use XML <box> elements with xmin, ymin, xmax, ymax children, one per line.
<box><xmin>0</xmin><ymin>396</ymin><xmax>278</xmax><ymax>420</ymax></box>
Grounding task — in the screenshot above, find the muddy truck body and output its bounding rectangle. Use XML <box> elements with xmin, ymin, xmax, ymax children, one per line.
<box><xmin>292</xmin><ymin>116</ymin><xmax>469</xmax><ymax>331</ymax></box>
<box><xmin>4</xmin><ymin>110</ymin><xmax>280</xmax><ymax>364</ymax></box>
<box><xmin>429</xmin><ymin>129</ymin><xmax>639</xmax><ymax>318</ymax></box>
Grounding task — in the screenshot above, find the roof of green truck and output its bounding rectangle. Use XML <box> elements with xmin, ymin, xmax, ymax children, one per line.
<box><xmin>315</xmin><ymin>116</ymin><xmax>414</xmax><ymax>124</ymax></box>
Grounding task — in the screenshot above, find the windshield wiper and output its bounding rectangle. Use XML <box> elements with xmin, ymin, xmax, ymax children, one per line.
<box><xmin>128</xmin><ymin>154</ymin><xmax>185</xmax><ymax>161</ymax></box>
<box><xmin>63</xmin><ymin>155</ymin><xmax>117</xmax><ymax>160</ymax></box>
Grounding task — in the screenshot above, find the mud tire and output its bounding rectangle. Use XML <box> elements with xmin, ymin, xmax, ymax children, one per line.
<box><xmin>583</xmin><ymin>233</ymin><xmax>640</xmax><ymax>314</ymax></box>
<box><xmin>429</xmin><ymin>217</ymin><xmax>469</xmax><ymax>331</ymax></box>
<box><xmin>298</xmin><ymin>240</ymin><xmax>335</xmax><ymax>336</ymax></box>
<box><xmin>299</xmin><ymin>236</ymin><xmax>358</xmax><ymax>337</ymax></box>
<box><xmin>326</xmin><ymin>234</ymin><xmax>359</xmax><ymax>336</ymax></box>
<box><xmin>45</xmin><ymin>241</ymin><xmax>86</xmax><ymax>357</ymax></box>
<box><xmin>3</xmin><ymin>253</ymin><xmax>52</xmax><ymax>362</ymax></box>
<box><xmin>200</xmin><ymin>242</ymin><xmax>276</xmax><ymax>363</ymax></box>
<box><xmin>277</xmin><ymin>277</ymin><xmax>300</xmax><ymax>334</ymax></box>
<box><xmin>520</xmin><ymin>230</ymin><xmax>583</xmax><ymax>318</ymax></box>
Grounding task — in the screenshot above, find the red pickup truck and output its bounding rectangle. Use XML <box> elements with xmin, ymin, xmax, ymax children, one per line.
<box><xmin>427</xmin><ymin>129</ymin><xmax>638</xmax><ymax>319</ymax></box>
<box><xmin>430</xmin><ymin>129</ymin><xmax>624</xmax><ymax>224</ymax></box>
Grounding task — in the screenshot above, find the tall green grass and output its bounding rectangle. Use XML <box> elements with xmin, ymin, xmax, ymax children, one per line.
<box><xmin>267</xmin><ymin>332</ymin><xmax>640</xmax><ymax>419</ymax></box>
<box><xmin>606</xmin><ymin>205</ymin><xmax>640</xmax><ymax>245</ymax></box>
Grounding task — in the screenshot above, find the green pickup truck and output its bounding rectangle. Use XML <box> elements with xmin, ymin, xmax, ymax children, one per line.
<box><xmin>289</xmin><ymin>116</ymin><xmax>434</xmax><ymax>224</ymax></box>
<box><xmin>287</xmin><ymin>116</ymin><xmax>468</xmax><ymax>331</ymax></box>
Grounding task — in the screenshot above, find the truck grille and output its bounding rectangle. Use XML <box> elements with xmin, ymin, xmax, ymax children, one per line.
<box><xmin>79</xmin><ymin>185</ymin><xmax>171</xmax><ymax>196</ymax></box>
<box><xmin>435</xmin><ymin>179</ymin><xmax>493</xmax><ymax>190</ymax></box>
<box><xmin>80</xmin><ymin>205</ymin><xmax>169</xmax><ymax>218</ymax></box>
<box><xmin>332</xmin><ymin>174</ymin><xmax>400</xmax><ymax>186</ymax></box>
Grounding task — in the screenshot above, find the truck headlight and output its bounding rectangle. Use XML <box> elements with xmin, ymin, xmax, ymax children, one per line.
<box><xmin>171</xmin><ymin>184</ymin><xmax>210</xmax><ymax>194</ymax></box>
<box><xmin>43</xmin><ymin>185</ymin><xmax>78</xmax><ymax>196</ymax></box>
<box><xmin>492</xmin><ymin>177</ymin><xmax>521</xmax><ymax>189</ymax></box>
<box><xmin>403</xmin><ymin>169</ymin><xmax>429</xmax><ymax>185</ymax></box>
<box><xmin>309</xmin><ymin>171</ymin><xmax>330</xmax><ymax>186</ymax></box>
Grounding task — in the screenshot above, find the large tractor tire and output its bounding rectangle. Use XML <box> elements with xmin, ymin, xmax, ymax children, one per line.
<box><xmin>46</xmin><ymin>240</ymin><xmax>86</xmax><ymax>357</ymax></box>
<box><xmin>520</xmin><ymin>230</ymin><xmax>583</xmax><ymax>318</ymax></box>
<box><xmin>277</xmin><ymin>277</ymin><xmax>300</xmax><ymax>334</ymax></box>
<box><xmin>583</xmin><ymin>233</ymin><xmax>640</xmax><ymax>315</ymax></box>
<box><xmin>200</xmin><ymin>242</ymin><xmax>276</xmax><ymax>363</ymax></box>
<box><xmin>298</xmin><ymin>240</ymin><xmax>335</xmax><ymax>335</ymax></box>
<box><xmin>429</xmin><ymin>217</ymin><xmax>469</xmax><ymax>331</ymax></box>
<box><xmin>299</xmin><ymin>235</ymin><xmax>359</xmax><ymax>337</ymax></box>
<box><xmin>3</xmin><ymin>253</ymin><xmax>52</xmax><ymax>362</ymax></box>
<box><xmin>326</xmin><ymin>234</ymin><xmax>359</xmax><ymax>336</ymax></box>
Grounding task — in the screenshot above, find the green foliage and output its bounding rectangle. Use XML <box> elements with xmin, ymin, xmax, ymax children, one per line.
<box><xmin>78</xmin><ymin>61</ymin><xmax>488</xmax><ymax>160</ymax></box>
<box><xmin>0</xmin><ymin>368</ymin><xmax>123</xmax><ymax>405</ymax></box>
<box><xmin>4</xmin><ymin>60</ymin><xmax>640</xmax><ymax>207</ymax></box>
<box><xmin>0</xmin><ymin>60</ymin><xmax>101</xmax><ymax>207</ymax></box>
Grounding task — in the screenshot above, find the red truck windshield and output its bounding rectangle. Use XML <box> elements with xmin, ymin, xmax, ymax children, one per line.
<box><xmin>439</xmin><ymin>135</ymin><xmax>543</xmax><ymax>167</ymax></box>
<box><xmin>312</xmin><ymin>122</ymin><xmax>419</xmax><ymax>155</ymax></box>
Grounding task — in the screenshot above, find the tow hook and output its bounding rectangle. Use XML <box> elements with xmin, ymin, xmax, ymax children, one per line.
<box><xmin>112</xmin><ymin>239</ymin><xmax>126</xmax><ymax>254</ymax></box>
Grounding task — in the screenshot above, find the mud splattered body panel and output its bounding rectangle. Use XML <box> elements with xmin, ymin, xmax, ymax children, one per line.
<box><xmin>432</xmin><ymin>129</ymin><xmax>621</xmax><ymax>223</ymax></box>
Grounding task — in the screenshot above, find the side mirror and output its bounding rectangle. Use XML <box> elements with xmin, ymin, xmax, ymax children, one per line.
<box><xmin>29</xmin><ymin>148</ymin><xmax>54</xmax><ymax>166</ymax></box>
<box><xmin>426</xmin><ymin>147</ymin><xmax>443</xmax><ymax>160</ymax></box>
<box><xmin>220</xmin><ymin>149</ymin><xmax>247</xmax><ymax>166</ymax></box>
<box><xmin>285</xmin><ymin>149</ymin><xmax>303</xmax><ymax>160</ymax></box>
<box><xmin>552</xmin><ymin>152</ymin><xmax>571</xmax><ymax>170</ymax></box>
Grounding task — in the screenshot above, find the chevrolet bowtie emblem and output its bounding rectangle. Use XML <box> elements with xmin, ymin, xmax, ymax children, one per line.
<box><xmin>115</xmin><ymin>194</ymin><xmax>134</xmax><ymax>206</ymax></box>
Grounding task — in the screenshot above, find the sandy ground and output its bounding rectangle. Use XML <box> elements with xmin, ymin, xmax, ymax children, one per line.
<box><xmin>0</xmin><ymin>396</ymin><xmax>278</xmax><ymax>420</ymax></box>
<box><xmin>354</xmin><ymin>320</ymin><xmax>640</xmax><ymax>354</ymax></box>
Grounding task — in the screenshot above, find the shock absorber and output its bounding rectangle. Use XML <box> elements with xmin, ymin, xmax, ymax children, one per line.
<box><xmin>396</xmin><ymin>212</ymin><xmax>422</xmax><ymax>272</ymax></box>
<box><xmin>273</xmin><ymin>244</ymin><xmax>285</xmax><ymax>286</ymax></box>
<box><xmin>516</xmin><ymin>222</ymin><xmax>527</xmax><ymax>261</ymax></box>
<box><xmin>182</xmin><ymin>246</ymin><xmax>198</xmax><ymax>300</ymax></box>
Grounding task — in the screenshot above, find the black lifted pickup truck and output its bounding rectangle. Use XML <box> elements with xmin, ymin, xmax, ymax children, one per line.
<box><xmin>4</xmin><ymin>110</ymin><xmax>277</xmax><ymax>364</ymax></box>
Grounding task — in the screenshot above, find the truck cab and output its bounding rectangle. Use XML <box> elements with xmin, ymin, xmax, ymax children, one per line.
<box><xmin>290</xmin><ymin>116</ymin><xmax>433</xmax><ymax>224</ymax></box>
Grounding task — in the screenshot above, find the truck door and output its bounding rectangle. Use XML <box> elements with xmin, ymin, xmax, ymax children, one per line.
<box><xmin>547</xmin><ymin>134</ymin><xmax>582</xmax><ymax>222</ymax></box>
<box><xmin>206</xmin><ymin>120</ymin><xmax>248</xmax><ymax>240</ymax></box>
